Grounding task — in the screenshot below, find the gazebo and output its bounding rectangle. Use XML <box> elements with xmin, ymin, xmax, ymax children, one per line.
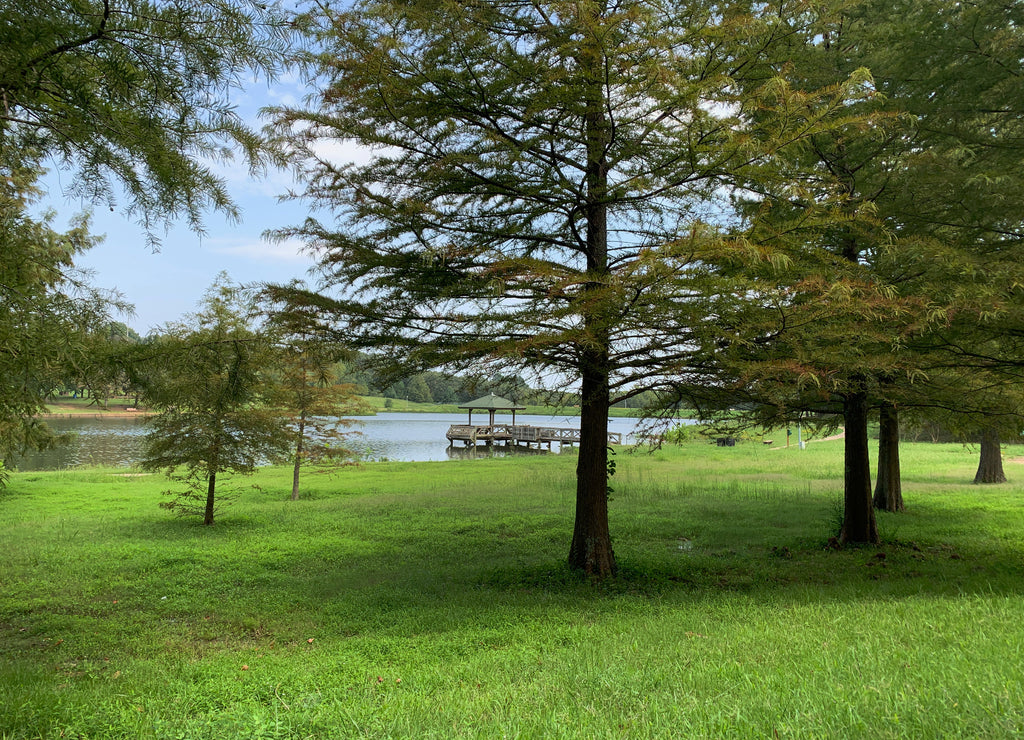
<box><xmin>458</xmin><ymin>394</ymin><xmax>526</xmax><ymax>427</ymax></box>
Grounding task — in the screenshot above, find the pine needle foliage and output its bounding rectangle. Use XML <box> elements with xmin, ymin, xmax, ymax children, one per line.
<box><xmin>262</xmin><ymin>282</ymin><xmax>370</xmax><ymax>501</ymax></box>
<box><xmin>272</xmin><ymin>0</ymin><xmax>878</xmax><ymax>576</ymax></box>
<box><xmin>136</xmin><ymin>276</ymin><xmax>291</xmax><ymax>524</ymax></box>
<box><xmin>0</xmin><ymin>160</ymin><xmax>126</xmax><ymax>473</ymax></box>
<box><xmin>0</xmin><ymin>0</ymin><xmax>292</xmax><ymax>241</ymax></box>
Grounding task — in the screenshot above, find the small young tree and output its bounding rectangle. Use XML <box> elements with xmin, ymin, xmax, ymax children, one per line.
<box><xmin>137</xmin><ymin>276</ymin><xmax>290</xmax><ymax>524</ymax></box>
<box><xmin>263</xmin><ymin>284</ymin><xmax>369</xmax><ymax>500</ymax></box>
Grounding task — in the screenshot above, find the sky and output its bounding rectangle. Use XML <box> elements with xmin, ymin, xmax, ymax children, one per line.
<box><xmin>39</xmin><ymin>74</ymin><xmax>336</xmax><ymax>335</ymax></box>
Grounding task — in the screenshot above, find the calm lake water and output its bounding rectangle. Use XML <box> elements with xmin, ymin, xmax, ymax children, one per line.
<box><xmin>13</xmin><ymin>412</ymin><xmax>645</xmax><ymax>471</ymax></box>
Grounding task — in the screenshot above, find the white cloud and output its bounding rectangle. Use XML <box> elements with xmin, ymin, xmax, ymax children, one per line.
<box><xmin>212</xmin><ymin>235</ymin><xmax>315</xmax><ymax>265</ymax></box>
<box><xmin>309</xmin><ymin>138</ymin><xmax>378</xmax><ymax>168</ymax></box>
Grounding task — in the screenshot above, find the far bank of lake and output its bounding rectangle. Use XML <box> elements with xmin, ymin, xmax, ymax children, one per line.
<box><xmin>13</xmin><ymin>412</ymin><xmax>648</xmax><ymax>471</ymax></box>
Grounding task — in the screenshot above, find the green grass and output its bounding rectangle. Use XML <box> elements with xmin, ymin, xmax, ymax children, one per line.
<box><xmin>2</xmin><ymin>440</ymin><xmax>1023</xmax><ymax>738</ymax></box>
<box><xmin>42</xmin><ymin>396</ymin><xmax>142</xmax><ymax>415</ymax></box>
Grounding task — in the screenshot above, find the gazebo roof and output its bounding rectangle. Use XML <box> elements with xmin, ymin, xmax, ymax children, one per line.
<box><xmin>458</xmin><ymin>394</ymin><xmax>526</xmax><ymax>411</ymax></box>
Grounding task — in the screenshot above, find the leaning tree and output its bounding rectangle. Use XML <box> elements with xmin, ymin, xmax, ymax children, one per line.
<box><xmin>272</xmin><ymin>0</ymin><xmax>875</xmax><ymax>576</ymax></box>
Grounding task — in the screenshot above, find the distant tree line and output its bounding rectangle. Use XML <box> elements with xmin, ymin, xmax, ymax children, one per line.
<box><xmin>336</xmin><ymin>359</ymin><xmax>571</xmax><ymax>407</ymax></box>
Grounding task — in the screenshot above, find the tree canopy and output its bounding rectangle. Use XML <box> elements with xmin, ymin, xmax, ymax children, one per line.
<box><xmin>0</xmin><ymin>1</ymin><xmax>292</xmax><ymax>478</ymax></box>
<box><xmin>688</xmin><ymin>0</ymin><xmax>1024</xmax><ymax>540</ymax></box>
<box><xmin>0</xmin><ymin>0</ymin><xmax>290</xmax><ymax>238</ymax></box>
<box><xmin>0</xmin><ymin>161</ymin><xmax>125</xmax><ymax>468</ymax></box>
<box><xmin>136</xmin><ymin>276</ymin><xmax>291</xmax><ymax>524</ymax></box>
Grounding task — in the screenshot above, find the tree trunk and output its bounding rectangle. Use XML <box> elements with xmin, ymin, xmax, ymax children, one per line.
<box><xmin>873</xmin><ymin>403</ymin><xmax>904</xmax><ymax>512</ymax></box>
<box><xmin>204</xmin><ymin>471</ymin><xmax>216</xmax><ymax>525</ymax></box>
<box><xmin>568</xmin><ymin>348</ymin><xmax>615</xmax><ymax>577</ymax></box>
<box><xmin>840</xmin><ymin>389</ymin><xmax>879</xmax><ymax>544</ymax></box>
<box><xmin>974</xmin><ymin>428</ymin><xmax>1006</xmax><ymax>484</ymax></box>
<box><xmin>567</xmin><ymin>19</ymin><xmax>615</xmax><ymax>579</ymax></box>
<box><xmin>292</xmin><ymin>414</ymin><xmax>305</xmax><ymax>501</ymax></box>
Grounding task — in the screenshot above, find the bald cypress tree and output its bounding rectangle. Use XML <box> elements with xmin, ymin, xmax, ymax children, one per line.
<box><xmin>273</xmin><ymin>0</ymin><xmax>875</xmax><ymax>576</ymax></box>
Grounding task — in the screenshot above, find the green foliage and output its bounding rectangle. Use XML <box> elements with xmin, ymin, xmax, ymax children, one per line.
<box><xmin>274</xmin><ymin>0</ymin><xmax>878</xmax><ymax>576</ymax></box>
<box><xmin>605</xmin><ymin>446</ymin><xmax>616</xmax><ymax>497</ymax></box>
<box><xmin>135</xmin><ymin>276</ymin><xmax>291</xmax><ymax>523</ymax></box>
<box><xmin>0</xmin><ymin>0</ymin><xmax>291</xmax><ymax>239</ymax></box>
<box><xmin>260</xmin><ymin>281</ymin><xmax>371</xmax><ymax>499</ymax></box>
<box><xmin>679</xmin><ymin>0</ymin><xmax>1024</xmax><ymax>542</ymax></box>
<box><xmin>663</xmin><ymin>423</ymin><xmax>717</xmax><ymax>444</ymax></box>
<box><xmin>0</xmin><ymin>0</ymin><xmax>291</xmax><ymax>482</ymax></box>
<box><xmin>724</xmin><ymin>0</ymin><xmax>1024</xmax><ymax>418</ymax></box>
<box><xmin>0</xmin><ymin>162</ymin><xmax>127</xmax><ymax>474</ymax></box>
<box><xmin>275</xmin><ymin>0</ymin><xmax>874</xmax><ymax>399</ymax></box>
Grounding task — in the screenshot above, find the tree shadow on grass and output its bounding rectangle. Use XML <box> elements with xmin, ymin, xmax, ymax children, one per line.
<box><xmin>84</xmin><ymin>483</ymin><xmax>1024</xmax><ymax>633</ymax></box>
<box><xmin>460</xmin><ymin>504</ymin><xmax>1024</xmax><ymax>604</ymax></box>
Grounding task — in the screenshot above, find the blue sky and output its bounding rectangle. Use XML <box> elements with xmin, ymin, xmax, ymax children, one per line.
<box><xmin>40</xmin><ymin>73</ymin><xmax>336</xmax><ymax>335</ymax></box>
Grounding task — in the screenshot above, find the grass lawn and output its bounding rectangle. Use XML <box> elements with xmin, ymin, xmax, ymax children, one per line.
<box><xmin>42</xmin><ymin>397</ymin><xmax>143</xmax><ymax>415</ymax></box>
<box><xmin>2</xmin><ymin>440</ymin><xmax>1023</xmax><ymax>738</ymax></box>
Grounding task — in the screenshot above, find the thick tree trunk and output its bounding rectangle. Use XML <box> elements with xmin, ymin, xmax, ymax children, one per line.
<box><xmin>292</xmin><ymin>415</ymin><xmax>305</xmax><ymax>501</ymax></box>
<box><xmin>840</xmin><ymin>389</ymin><xmax>879</xmax><ymax>544</ymax></box>
<box><xmin>204</xmin><ymin>471</ymin><xmax>216</xmax><ymax>525</ymax></box>
<box><xmin>567</xmin><ymin>22</ymin><xmax>615</xmax><ymax>579</ymax></box>
<box><xmin>974</xmin><ymin>428</ymin><xmax>1006</xmax><ymax>484</ymax></box>
<box><xmin>873</xmin><ymin>404</ymin><xmax>904</xmax><ymax>512</ymax></box>
<box><xmin>568</xmin><ymin>349</ymin><xmax>615</xmax><ymax>578</ymax></box>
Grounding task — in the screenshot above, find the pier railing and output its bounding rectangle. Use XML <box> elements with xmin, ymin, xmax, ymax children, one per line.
<box><xmin>446</xmin><ymin>424</ymin><xmax>622</xmax><ymax>446</ymax></box>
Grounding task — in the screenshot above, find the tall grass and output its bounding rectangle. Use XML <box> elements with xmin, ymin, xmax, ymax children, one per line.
<box><xmin>2</xmin><ymin>440</ymin><xmax>1023</xmax><ymax>738</ymax></box>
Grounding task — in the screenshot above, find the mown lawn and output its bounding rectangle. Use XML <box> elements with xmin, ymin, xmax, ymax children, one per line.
<box><xmin>2</xmin><ymin>440</ymin><xmax>1022</xmax><ymax>738</ymax></box>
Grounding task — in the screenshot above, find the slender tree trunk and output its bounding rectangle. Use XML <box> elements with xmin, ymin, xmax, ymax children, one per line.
<box><xmin>974</xmin><ymin>428</ymin><xmax>1006</xmax><ymax>484</ymax></box>
<box><xmin>873</xmin><ymin>403</ymin><xmax>904</xmax><ymax>512</ymax></box>
<box><xmin>840</xmin><ymin>389</ymin><xmax>879</xmax><ymax>544</ymax></box>
<box><xmin>292</xmin><ymin>414</ymin><xmax>305</xmax><ymax>501</ymax></box>
<box><xmin>204</xmin><ymin>471</ymin><xmax>216</xmax><ymax>525</ymax></box>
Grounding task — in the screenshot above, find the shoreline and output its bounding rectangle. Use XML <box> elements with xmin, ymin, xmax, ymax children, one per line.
<box><xmin>39</xmin><ymin>412</ymin><xmax>156</xmax><ymax>419</ymax></box>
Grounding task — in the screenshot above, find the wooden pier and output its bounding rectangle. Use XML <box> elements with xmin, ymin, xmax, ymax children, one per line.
<box><xmin>448</xmin><ymin>394</ymin><xmax>621</xmax><ymax>453</ymax></box>
<box><xmin>446</xmin><ymin>424</ymin><xmax>622</xmax><ymax>450</ymax></box>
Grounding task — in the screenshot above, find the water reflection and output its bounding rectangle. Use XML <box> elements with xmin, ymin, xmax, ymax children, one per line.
<box><xmin>11</xmin><ymin>415</ymin><xmax>151</xmax><ymax>471</ymax></box>
<box><xmin>445</xmin><ymin>443</ymin><xmax>556</xmax><ymax>460</ymax></box>
<box><xmin>12</xmin><ymin>412</ymin><xmax>641</xmax><ymax>471</ymax></box>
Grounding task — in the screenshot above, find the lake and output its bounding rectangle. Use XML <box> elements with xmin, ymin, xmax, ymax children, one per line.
<box><xmin>12</xmin><ymin>412</ymin><xmax>646</xmax><ymax>471</ymax></box>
